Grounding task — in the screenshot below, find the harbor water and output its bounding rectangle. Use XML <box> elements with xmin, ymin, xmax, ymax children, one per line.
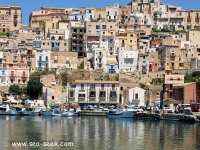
<box><xmin>1</xmin><ymin>116</ymin><xmax>200</xmax><ymax>150</ymax></box>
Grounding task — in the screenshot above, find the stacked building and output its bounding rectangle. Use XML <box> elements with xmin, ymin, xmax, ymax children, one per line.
<box><xmin>0</xmin><ymin>0</ymin><xmax>200</xmax><ymax>106</ymax></box>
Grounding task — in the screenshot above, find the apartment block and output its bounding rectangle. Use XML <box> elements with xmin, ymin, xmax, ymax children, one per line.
<box><xmin>71</xmin><ymin>80</ymin><xmax>120</xmax><ymax>105</ymax></box>
<box><xmin>118</xmin><ymin>47</ymin><xmax>138</xmax><ymax>73</ymax></box>
<box><xmin>0</xmin><ymin>5</ymin><xmax>21</xmax><ymax>32</ymax></box>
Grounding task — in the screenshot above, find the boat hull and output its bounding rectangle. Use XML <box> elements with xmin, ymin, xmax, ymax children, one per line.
<box><xmin>108</xmin><ymin>111</ymin><xmax>134</xmax><ymax>118</ymax></box>
<box><xmin>0</xmin><ymin>110</ymin><xmax>8</xmax><ymax>115</ymax></box>
<box><xmin>22</xmin><ymin>111</ymin><xmax>36</xmax><ymax>116</ymax></box>
<box><xmin>42</xmin><ymin>111</ymin><xmax>54</xmax><ymax>116</ymax></box>
<box><xmin>8</xmin><ymin>110</ymin><xmax>22</xmax><ymax>115</ymax></box>
<box><xmin>61</xmin><ymin>112</ymin><xmax>79</xmax><ymax>117</ymax></box>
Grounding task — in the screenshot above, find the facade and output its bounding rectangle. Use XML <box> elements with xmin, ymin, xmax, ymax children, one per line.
<box><xmin>106</xmin><ymin>55</ymin><xmax>118</xmax><ymax>73</ymax></box>
<box><xmin>93</xmin><ymin>47</ymin><xmax>107</xmax><ymax>71</ymax></box>
<box><xmin>164</xmin><ymin>70</ymin><xmax>184</xmax><ymax>100</ymax></box>
<box><xmin>69</xmin><ymin>20</ymin><xmax>86</xmax><ymax>57</ymax></box>
<box><xmin>173</xmin><ymin>82</ymin><xmax>197</xmax><ymax>104</ymax></box>
<box><xmin>29</xmin><ymin>7</ymin><xmax>68</xmax><ymax>30</ymax></box>
<box><xmin>36</xmin><ymin>49</ymin><xmax>51</xmax><ymax>68</ymax></box>
<box><xmin>0</xmin><ymin>6</ymin><xmax>22</xmax><ymax>32</ymax></box>
<box><xmin>6</xmin><ymin>64</ymin><xmax>29</xmax><ymax>85</ymax></box>
<box><xmin>127</xmin><ymin>87</ymin><xmax>146</xmax><ymax>106</ymax></box>
<box><xmin>50</xmin><ymin>51</ymin><xmax>78</xmax><ymax>70</ymax></box>
<box><xmin>70</xmin><ymin>80</ymin><xmax>120</xmax><ymax>105</ymax></box>
<box><xmin>118</xmin><ymin>47</ymin><xmax>138</xmax><ymax>73</ymax></box>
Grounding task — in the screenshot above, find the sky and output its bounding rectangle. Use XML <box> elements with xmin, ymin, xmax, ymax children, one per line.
<box><xmin>0</xmin><ymin>0</ymin><xmax>200</xmax><ymax>26</ymax></box>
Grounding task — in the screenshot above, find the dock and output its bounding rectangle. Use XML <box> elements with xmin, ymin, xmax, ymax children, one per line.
<box><xmin>80</xmin><ymin>110</ymin><xmax>108</xmax><ymax>116</ymax></box>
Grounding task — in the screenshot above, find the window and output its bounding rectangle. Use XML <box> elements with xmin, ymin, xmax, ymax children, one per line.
<box><xmin>88</xmin><ymin>10</ymin><xmax>92</xmax><ymax>13</ymax></box>
<box><xmin>135</xmin><ymin>93</ymin><xmax>138</xmax><ymax>100</ymax></box>
<box><xmin>64</xmin><ymin>43</ymin><xmax>67</xmax><ymax>46</ymax></box>
<box><xmin>79</xmin><ymin>93</ymin><xmax>85</xmax><ymax>98</ymax></box>
<box><xmin>89</xmin><ymin>91</ymin><xmax>96</xmax><ymax>97</ymax></box>
<box><xmin>69</xmin><ymin>91</ymin><xmax>74</xmax><ymax>97</ymax></box>
<box><xmin>96</xmin><ymin>25</ymin><xmax>100</xmax><ymax>29</ymax></box>
<box><xmin>102</xmin><ymin>25</ymin><xmax>106</xmax><ymax>30</ymax></box>
<box><xmin>99</xmin><ymin>91</ymin><xmax>106</xmax><ymax>97</ymax></box>
<box><xmin>110</xmin><ymin>91</ymin><xmax>116</xmax><ymax>98</ymax></box>
<box><xmin>112</xmin><ymin>84</ymin><xmax>115</xmax><ymax>90</ymax></box>
<box><xmin>88</xmin><ymin>30</ymin><xmax>91</xmax><ymax>35</ymax></box>
<box><xmin>52</xmin><ymin>96</ymin><xmax>54</xmax><ymax>100</ymax></box>
<box><xmin>81</xmin><ymin>84</ymin><xmax>84</xmax><ymax>90</ymax></box>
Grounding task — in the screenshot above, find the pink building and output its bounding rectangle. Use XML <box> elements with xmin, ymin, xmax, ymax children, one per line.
<box><xmin>149</xmin><ymin>61</ymin><xmax>158</xmax><ymax>72</ymax></box>
<box><xmin>6</xmin><ymin>64</ymin><xmax>29</xmax><ymax>85</ymax></box>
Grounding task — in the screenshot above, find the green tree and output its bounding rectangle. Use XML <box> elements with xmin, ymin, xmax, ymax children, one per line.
<box><xmin>9</xmin><ymin>84</ymin><xmax>22</xmax><ymax>95</ymax></box>
<box><xmin>27</xmin><ymin>77</ymin><xmax>43</xmax><ymax>99</ymax></box>
<box><xmin>114</xmin><ymin>74</ymin><xmax>119</xmax><ymax>81</ymax></box>
<box><xmin>60</xmin><ymin>70</ymin><xmax>68</xmax><ymax>86</ymax></box>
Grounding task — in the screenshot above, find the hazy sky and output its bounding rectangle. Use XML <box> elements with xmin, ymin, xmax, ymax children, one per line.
<box><xmin>0</xmin><ymin>0</ymin><xmax>200</xmax><ymax>25</ymax></box>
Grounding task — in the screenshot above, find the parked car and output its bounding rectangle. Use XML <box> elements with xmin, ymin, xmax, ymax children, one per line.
<box><xmin>145</xmin><ymin>106</ymin><xmax>151</xmax><ymax>111</ymax></box>
<box><xmin>87</xmin><ymin>105</ymin><xmax>95</xmax><ymax>110</ymax></box>
<box><xmin>163</xmin><ymin>107</ymin><xmax>174</xmax><ymax>113</ymax></box>
<box><xmin>102</xmin><ymin>106</ymin><xmax>109</xmax><ymax>111</ymax></box>
<box><xmin>99</xmin><ymin>105</ymin><xmax>103</xmax><ymax>109</ymax></box>
<box><xmin>81</xmin><ymin>106</ymin><xmax>87</xmax><ymax>110</ymax></box>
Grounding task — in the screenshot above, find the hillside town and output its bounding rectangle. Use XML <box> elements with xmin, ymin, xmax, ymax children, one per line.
<box><xmin>0</xmin><ymin>0</ymin><xmax>200</xmax><ymax>110</ymax></box>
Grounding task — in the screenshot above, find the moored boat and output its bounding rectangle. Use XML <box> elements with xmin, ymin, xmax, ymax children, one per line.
<box><xmin>108</xmin><ymin>108</ymin><xmax>135</xmax><ymax>118</ymax></box>
<box><xmin>42</xmin><ymin>109</ymin><xmax>55</xmax><ymax>116</ymax></box>
<box><xmin>61</xmin><ymin>111</ymin><xmax>79</xmax><ymax>117</ymax></box>
<box><xmin>8</xmin><ymin>106</ymin><xmax>24</xmax><ymax>115</ymax></box>
<box><xmin>0</xmin><ymin>104</ymin><xmax>10</xmax><ymax>115</ymax></box>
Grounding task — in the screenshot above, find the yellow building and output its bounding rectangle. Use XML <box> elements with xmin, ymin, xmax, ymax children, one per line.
<box><xmin>0</xmin><ymin>5</ymin><xmax>22</xmax><ymax>32</ymax></box>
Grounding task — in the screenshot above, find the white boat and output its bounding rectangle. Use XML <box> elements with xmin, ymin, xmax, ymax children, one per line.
<box><xmin>108</xmin><ymin>108</ymin><xmax>135</xmax><ymax>118</ymax></box>
<box><xmin>22</xmin><ymin>108</ymin><xmax>36</xmax><ymax>116</ymax></box>
<box><xmin>0</xmin><ymin>104</ymin><xmax>10</xmax><ymax>115</ymax></box>
<box><xmin>61</xmin><ymin>111</ymin><xmax>79</xmax><ymax>117</ymax></box>
<box><xmin>8</xmin><ymin>106</ymin><xmax>24</xmax><ymax>115</ymax></box>
<box><xmin>42</xmin><ymin>110</ymin><xmax>55</xmax><ymax>116</ymax></box>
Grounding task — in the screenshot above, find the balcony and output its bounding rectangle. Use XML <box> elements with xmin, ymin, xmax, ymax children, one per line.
<box><xmin>22</xmin><ymin>73</ymin><xmax>27</xmax><ymax>78</ymax></box>
<box><xmin>68</xmin><ymin>98</ymin><xmax>75</xmax><ymax>103</ymax></box>
<box><xmin>38</xmin><ymin>59</ymin><xmax>48</xmax><ymax>62</ymax></box>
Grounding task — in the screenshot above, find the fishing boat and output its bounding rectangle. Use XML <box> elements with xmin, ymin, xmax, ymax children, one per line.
<box><xmin>61</xmin><ymin>110</ymin><xmax>79</xmax><ymax>117</ymax></box>
<box><xmin>0</xmin><ymin>104</ymin><xmax>10</xmax><ymax>115</ymax></box>
<box><xmin>22</xmin><ymin>108</ymin><xmax>35</xmax><ymax>116</ymax></box>
<box><xmin>108</xmin><ymin>108</ymin><xmax>135</xmax><ymax>118</ymax></box>
<box><xmin>42</xmin><ymin>109</ymin><xmax>55</xmax><ymax>116</ymax></box>
<box><xmin>8</xmin><ymin>106</ymin><xmax>24</xmax><ymax>115</ymax></box>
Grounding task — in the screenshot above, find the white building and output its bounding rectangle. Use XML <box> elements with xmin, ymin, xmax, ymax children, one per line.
<box><xmin>127</xmin><ymin>87</ymin><xmax>146</xmax><ymax>106</ymax></box>
<box><xmin>36</xmin><ymin>49</ymin><xmax>51</xmax><ymax>68</ymax></box>
<box><xmin>68</xmin><ymin>12</ymin><xmax>86</xmax><ymax>21</ymax></box>
<box><xmin>118</xmin><ymin>47</ymin><xmax>138</xmax><ymax>72</ymax></box>
<box><xmin>85</xmin><ymin>8</ymin><xmax>95</xmax><ymax>21</ymax></box>
<box><xmin>68</xmin><ymin>80</ymin><xmax>120</xmax><ymax>105</ymax></box>
<box><xmin>106</xmin><ymin>4</ymin><xmax>119</xmax><ymax>21</ymax></box>
<box><xmin>93</xmin><ymin>47</ymin><xmax>107</xmax><ymax>72</ymax></box>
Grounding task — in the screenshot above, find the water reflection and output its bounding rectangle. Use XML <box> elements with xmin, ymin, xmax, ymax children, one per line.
<box><xmin>0</xmin><ymin>116</ymin><xmax>199</xmax><ymax>150</ymax></box>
